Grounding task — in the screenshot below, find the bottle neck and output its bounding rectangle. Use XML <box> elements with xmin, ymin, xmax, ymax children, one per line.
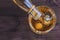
<box><xmin>24</xmin><ymin>0</ymin><xmax>42</xmax><ymax>20</ymax></box>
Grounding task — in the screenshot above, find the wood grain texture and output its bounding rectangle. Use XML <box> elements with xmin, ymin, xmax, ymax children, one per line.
<box><xmin>0</xmin><ymin>0</ymin><xmax>60</xmax><ymax>40</ymax></box>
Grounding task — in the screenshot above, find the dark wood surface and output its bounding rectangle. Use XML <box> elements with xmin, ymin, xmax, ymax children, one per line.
<box><xmin>0</xmin><ymin>0</ymin><xmax>60</xmax><ymax>40</ymax></box>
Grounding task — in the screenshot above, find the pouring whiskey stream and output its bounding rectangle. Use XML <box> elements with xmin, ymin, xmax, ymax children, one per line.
<box><xmin>13</xmin><ymin>0</ymin><xmax>56</xmax><ymax>34</ymax></box>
